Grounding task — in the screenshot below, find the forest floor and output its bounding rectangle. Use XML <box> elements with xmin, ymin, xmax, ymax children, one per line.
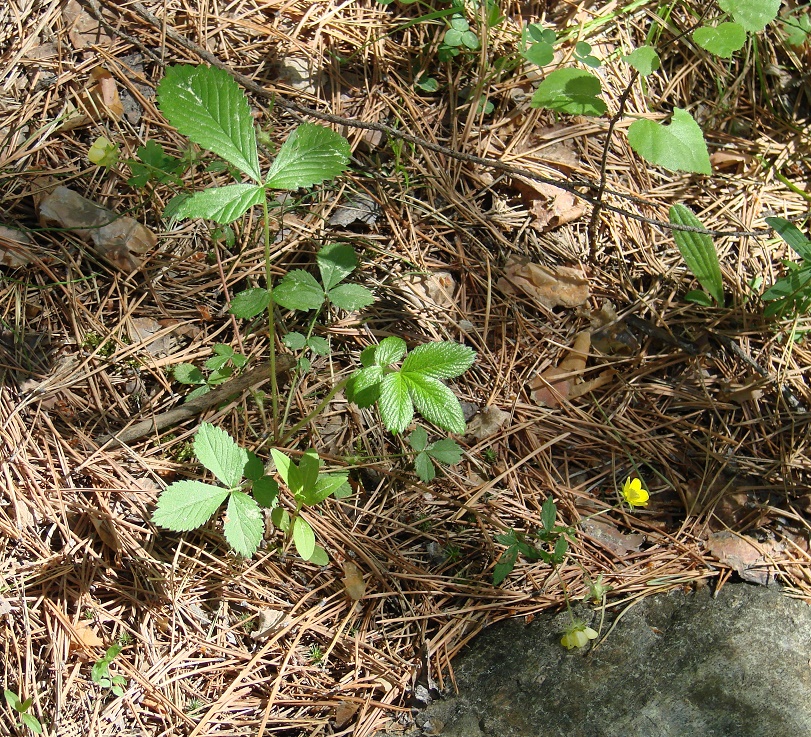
<box><xmin>1</xmin><ymin>0</ymin><xmax>811</xmax><ymax>735</ymax></box>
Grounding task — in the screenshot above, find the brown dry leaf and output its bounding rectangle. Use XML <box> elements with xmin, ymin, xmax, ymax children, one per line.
<box><xmin>251</xmin><ymin>607</ymin><xmax>288</xmax><ymax>641</ymax></box>
<box><xmin>71</xmin><ymin>621</ymin><xmax>104</xmax><ymax>652</ymax></box>
<box><xmin>466</xmin><ymin>405</ymin><xmax>510</xmax><ymax>440</ymax></box>
<box><xmin>59</xmin><ymin>67</ymin><xmax>124</xmax><ymax>131</ymax></box>
<box><xmin>38</xmin><ymin>185</ymin><xmax>156</xmax><ymax>272</ymax></box>
<box><xmin>705</xmin><ymin>531</ymin><xmax>784</xmax><ymax>585</ymax></box>
<box><xmin>62</xmin><ymin>0</ymin><xmax>115</xmax><ymax>49</ymax></box>
<box><xmin>400</xmin><ymin>270</ymin><xmax>457</xmax><ymax>311</ymax></box>
<box><xmin>342</xmin><ymin>560</ymin><xmax>366</xmax><ymax>601</ymax></box>
<box><xmin>530</xmin><ymin>331</ymin><xmax>590</xmax><ymax>407</ymax></box>
<box><xmin>498</xmin><ymin>256</ymin><xmax>589</xmax><ymax>310</ymax></box>
<box><xmin>0</xmin><ymin>225</ymin><xmax>35</xmax><ymax>267</ymax></box>
<box><xmin>334</xmin><ymin>701</ymin><xmax>360</xmax><ymax>729</ymax></box>
<box><xmin>719</xmin><ymin>375</ymin><xmax>765</xmax><ymax>404</ymax></box>
<box><xmin>86</xmin><ymin>510</ymin><xmax>121</xmax><ymax>552</ymax></box>
<box><xmin>582</xmin><ymin>519</ymin><xmax>645</xmax><ymax>557</ymax></box>
<box><xmin>513</xmin><ymin>178</ymin><xmax>586</xmax><ymax>230</ymax></box>
<box><xmin>128</xmin><ymin>317</ymin><xmax>178</xmax><ymax>357</ymax></box>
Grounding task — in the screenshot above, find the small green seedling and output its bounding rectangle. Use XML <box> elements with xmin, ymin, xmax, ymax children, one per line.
<box><xmin>91</xmin><ymin>645</ymin><xmax>128</xmax><ymax>697</ymax></box>
<box><xmin>762</xmin><ymin>217</ymin><xmax>811</xmax><ymax>319</ymax></box>
<box><xmin>174</xmin><ymin>344</ymin><xmax>249</xmax><ymax>402</ymax></box>
<box><xmin>669</xmin><ymin>204</ymin><xmax>724</xmax><ymax>306</ymax></box>
<box><xmin>4</xmin><ymin>689</ymin><xmax>43</xmax><ymax>734</ymax></box>
<box><xmin>407</xmin><ymin>426</ymin><xmax>463</xmax><ymax>483</ymax></box>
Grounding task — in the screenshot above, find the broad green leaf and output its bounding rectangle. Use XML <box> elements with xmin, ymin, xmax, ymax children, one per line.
<box><xmin>174</xmin><ymin>363</ymin><xmax>205</xmax><ymax>385</ymax></box>
<box><xmin>426</xmin><ymin>438</ymin><xmax>463</xmax><ymax>465</ymax></box>
<box><xmin>622</xmin><ymin>45</ymin><xmax>660</xmax><ymax>76</ymax></box>
<box><xmin>205</xmin><ymin>354</ymin><xmax>230</xmax><ymax>371</ymax></box>
<box><xmin>765</xmin><ymin>217</ymin><xmax>811</xmax><ymax>261</ymax></box>
<box><xmin>243</xmin><ymin>451</ymin><xmax>264</xmax><ymax>481</ymax></box>
<box><xmin>270</xmin><ymin>449</ymin><xmax>293</xmax><ymax>486</ymax></box>
<box><xmin>253</xmin><ymin>476</ymin><xmax>279</xmax><ymax>507</ymax></box>
<box><xmin>375</xmin><ymin>336</ymin><xmax>408</xmax><ymax>366</ymax></box>
<box><xmin>693</xmin><ymin>22</ymin><xmax>746</xmax><ymax>58</ymax></box>
<box><xmin>317</xmin><ymin>242</ymin><xmax>357</xmax><ymax>290</ymax></box>
<box><xmin>308</xmin><ymin>545</ymin><xmax>329</xmax><ymax>565</ymax></box>
<box><xmin>172</xmin><ymin>183</ymin><xmax>265</xmax><ymax>224</ymax></box>
<box><xmin>405</xmin><ymin>373</ymin><xmax>467</xmax><ymax>434</ymax></box>
<box><xmin>4</xmin><ymin>690</ymin><xmax>21</xmax><ymax>710</ymax></box>
<box><xmin>493</xmin><ymin>545</ymin><xmax>519</xmax><ymax>585</ymax></box>
<box><xmin>718</xmin><ymin>0</ymin><xmax>779</xmax><ymax>32</ymax></box>
<box><xmin>22</xmin><ymin>713</ymin><xmax>43</xmax><ymax>734</ymax></box>
<box><xmin>292</xmin><ymin>516</ymin><xmax>316</xmax><ymax>560</ymax></box>
<box><xmin>298</xmin><ymin>449</ymin><xmax>321</xmax><ymax>498</ymax></box>
<box><xmin>347</xmin><ymin>365</ymin><xmax>383</xmax><ymax>408</ymax></box>
<box><xmin>524</xmin><ymin>42</ymin><xmax>554</xmax><ymax>67</ymax></box>
<box><xmin>669</xmin><ymin>204</ymin><xmax>724</xmax><ymax>305</ymax></box>
<box><xmin>274</xmin><ymin>270</ymin><xmax>325</xmax><ymax>311</ymax></box>
<box><xmin>230</xmin><ymin>287</ymin><xmax>271</xmax><ymax>319</ymax></box>
<box><xmin>194</xmin><ymin>423</ymin><xmax>247</xmax><ymax>487</ymax></box>
<box><xmin>379</xmin><ymin>372</ymin><xmax>413</xmax><ymax>435</ymax></box>
<box><xmin>461</xmin><ymin>30</ymin><xmax>480</xmax><ymax>49</ymax></box>
<box><xmin>157</xmin><ymin>65</ymin><xmax>261</xmax><ymax>182</ymax></box>
<box><xmin>401</xmin><ymin>341</ymin><xmax>476</xmax><ymax>379</ymax></box>
<box><xmin>408</xmin><ymin>426</ymin><xmax>429</xmax><ymax>452</ymax></box>
<box><xmin>265</xmin><ymin>123</ymin><xmax>350</xmax><ymax>190</ymax></box>
<box><xmin>303</xmin><ymin>472</ymin><xmax>350</xmax><ymax>505</ymax></box>
<box><xmin>151</xmin><ymin>480</ymin><xmax>229</xmax><ymax>530</ymax></box>
<box><xmin>627</xmin><ymin>108</ymin><xmax>711</xmax><ymax>175</ymax></box>
<box><xmin>415</xmin><ymin>452</ymin><xmax>436</xmax><ymax>483</ymax></box>
<box><xmin>327</xmin><ymin>283</ymin><xmax>375</xmax><ymax>311</ymax></box>
<box><xmin>307</xmin><ymin>336</ymin><xmax>330</xmax><ymax>355</ymax></box>
<box><xmin>212</xmin><ymin>343</ymin><xmax>234</xmax><ymax>357</ymax></box>
<box><xmin>283</xmin><ymin>331</ymin><xmax>307</xmax><ymax>350</ymax></box>
<box><xmin>271</xmin><ymin>506</ymin><xmax>290</xmax><ymax>532</ymax></box>
<box><xmin>530</xmin><ymin>68</ymin><xmax>607</xmax><ymax>116</ymax></box>
<box><xmin>224</xmin><ymin>491</ymin><xmax>264</xmax><ymax>557</ymax></box>
<box><xmin>185</xmin><ymin>385</ymin><xmax>210</xmax><ymax>402</ymax></box>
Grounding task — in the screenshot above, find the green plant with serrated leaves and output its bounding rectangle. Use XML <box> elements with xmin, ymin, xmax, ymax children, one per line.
<box><xmin>407</xmin><ymin>426</ymin><xmax>463</xmax><ymax>483</ymax></box>
<box><xmin>4</xmin><ymin>689</ymin><xmax>43</xmax><ymax>734</ymax></box>
<box><xmin>174</xmin><ymin>344</ymin><xmax>249</xmax><ymax>402</ymax></box>
<box><xmin>91</xmin><ymin>645</ymin><xmax>128</xmax><ymax>697</ymax></box>
<box><xmin>669</xmin><ymin>204</ymin><xmax>724</xmax><ymax>306</ymax></box>
<box><xmin>492</xmin><ymin>496</ymin><xmax>575</xmax><ymax>586</ymax></box>
<box><xmin>347</xmin><ymin>336</ymin><xmax>476</xmax><ymax>436</ymax></box>
<box><xmin>761</xmin><ymin>217</ymin><xmax>811</xmax><ymax>319</ymax></box>
<box><xmin>152</xmin><ymin>423</ymin><xmax>350</xmax><ymax>561</ymax></box>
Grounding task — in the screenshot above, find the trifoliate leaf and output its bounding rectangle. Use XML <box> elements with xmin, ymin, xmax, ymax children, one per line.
<box><xmin>408</xmin><ymin>426</ymin><xmax>429</xmax><ymax>452</ymax></box>
<box><xmin>265</xmin><ymin>123</ymin><xmax>350</xmax><ymax>190</ymax></box>
<box><xmin>379</xmin><ymin>372</ymin><xmax>413</xmax><ymax>435</ymax></box>
<box><xmin>243</xmin><ymin>451</ymin><xmax>264</xmax><ymax>481</ymax></box>
<box><xmin>669</xmin><ymin>204</ymin><xmax>724</xmax><ymax>305</ymax></box>
<box><xmin>230</xmin><ymin>287</ymin><xmax>271</xmax><ymax>319</ymax></box>
<box><xmin>194</xmin><ymin>422</ymin><xmax>247</xmax><ymax>488</ymax></box>
<box><xmin>530</xmin><ymin>68</ymin><xmax>607</xmax><ymax>116</ymax></box>
<box><xmin>157</xmin><ymin>65</ymin><xmax>261</xmax><ymax>182</ymax></box>
<box><xmin>622</xmin><ymin>45</ymin><xmax>661</xmax><ymax>76</ymax></box>
<box><xmin>283</xmin><ymin>331</ymin><xmax>307</xmax><ymax>350</ymax></box>
<box><xmin>375</xmin><ymin>336</ymin><xmax>408</xmax><ymax>366</ymax></box>
<box><xmin>174</xmin><ymin>363</ymin><xmax>205</xmax><ymax>385</ymax></box>
<box><xmin>317</xmin><ymin>242</ymin><xmax>357</xmax><ymax>290</ymax></box>
<box><xmin>152</xmin><ymin>480</ymin><xmax>229</xmax><ymax>531</ymax></box>
<box><xmin>693</xmin><ymin>23</ymin><xmax>746</xmax><ymax>58</ymax></box>
<box><xmin>253</xmin><ymin>476</ymin><xmax>279</xmax><ymax>507</ymax></box>
<box><xmin>327</xmin><ymin>283</ymin><xmax>374</xmax><ymax>311</ymax></box>
<box><xmin>426</xmin><ymin>438</ymin><xmax>463</xmax><ymax>465</ymax></box>
<box><xmin>400</xmin><ymin>341</ymin><xmax>476</xmax><ymax>379</ymax></box>
<box><xmin>172</xmin><ymin>183</ymin><xmax>265</xmax><ymax>224</ymax></box>
<box><xmin>292</xmin><ymin>516</ymin><xmax>316</xmax><ymax>560</ymax></box>
<box><xmin>224</xmin><ymin>491</ymin><xmax>263</xmax><ymax>557</ymax></box>
<box><xmin>404</xmin><ymin>373</ymin><xmax>466</xmax><ymax>435</ymax></box>
<box><xmin>765</xmin><ymin>217</ymin><xmax>811</xmax><ymax>261</ymax></box>
<box><xmin>627</xmin><ymin>108</ymin><xmax>711</xmax><ymax>175</ymax></box>
<box><xmin>718</xmin><ymin>0</ymin><xmax>779</xmax><ymax>33</ymax></box>
<box><xmin>273</xmin><ymin>270</ymin><xmax>325</xmax><ymax>311</ymax></box>
<box><xmin>414</xmin><ymin>452</ymin><xmax>436</xmax><ymax>483</ymax></box>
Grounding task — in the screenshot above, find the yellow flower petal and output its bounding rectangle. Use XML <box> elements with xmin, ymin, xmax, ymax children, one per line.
<box><xmin>622</xmin><ymin>476</ymin><xmax>649</xmax><ymax>507</ymax></box>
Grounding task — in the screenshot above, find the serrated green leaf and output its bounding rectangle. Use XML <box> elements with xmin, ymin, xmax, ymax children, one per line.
<box><xmin>274</xmin><ymin>270</ymin><xmax>325</xmax><ymax>311</ymax></box>
<box><xmin>174</xmin><ymin>363</ymin><xmax>205</xmax><ymax>385</ymax></box>
<box><xmin>224</xmin><ymin>491</ymin><xmax>263</xmax><ymax>557</ymax></box>
<box><xmin>307</xmin><ymin>336</ymin><xmax>330</xmax><ymax>355</ymax></box>
<box><xmin>408</xmin><ymin>426</ymin><xmax>428</xmax><ymax>452</ymax></box>
<box><xmin>185</xmin><ymin>385</ymin><xmax>210</xmax><ymax>402</ymax></box>
<box><xmin>327</xmin><ymin>283</ymin><xmax>375</xmax><ymax>311</ymax></box>
<box><xmin>530</xmin><ymin>68</ymin><xmax>607</xmax><ymax>116</ymax></box>
<box><xmin>379</xmin><ymin>372</ymin><xmax>413</xmax><ymax>435</ymax></box>
<box><xmin>627</xmin><ymin>108</ymin><xmax>711</xmax><ymax>175</ymax></box>
<box><xmin>782</xmin><ymin>13</ymin><xmax>811</xmax><ymax>47</ymax></box>
<box><xmin>693</xmin><ymin>22</ymin><xmax>746</xmax><ymax>58</ymax></box>
<box><xmin>253</xmin><ymin>476</ymin><xmax>279</xmax><ymax>507</ymax></box>
<box><xmin>152</xmin><ymin>480</ymin><xmax>229</xmax><ymax>531</ymax></box>
<box><xmin>243</xmin><ymin>451</ymin><xmax>264</xmax><ymax>481</ymax></box>
<box><xmin>207</xmin><ymin>366</ymin><xmax>233</xmax><ymax>385</ymax></box>
<box><xmin>230</xmin><ymin>287</ymin><xmax>271</xmax><ymax>319</ymax></box>
<box><xmin>283</xmin><ymin>331</ymin><xmax>307</xmax><ymax>350</ymax></box>
<box><xmin>401</xmin><ymin>341</ymin><xmax>476</xmax><ymax>379</ymax></box>
<box><xmin>669</xmin><ymin>204</ymin><xmax>724</xmax><ymax>305</ymax></box>
<box><xmin>317</xmin><ymin>242</ymin><xmax>357</xmax><ymax>290</ymax></box>
<box><xmin>493</xmin><ymin>545</ymin><xmax>519</xmax><ymax>585</ymax></box>
<box><xmin>205</xmin><ymin>354</ymin><xmax>230</xmax><ymax>371</ymax></box>
<box><xmin>405</xmin><ymin>373</ymin><xmax>466</xmax><ymax>434</ymax></box>
<box><xmin>265</xmin><ymin>123</ymin><xmax>350</xmax><ymax>190</ymax></box>
<box><xmin>212</xmin><ymin>343</ymin><xmax>234</xmax><ymax>357</ymax></box>
<box><xmin>718</xmin><ymin>0</ymin><xmax>779</xmax><ymax>32</ymax></box>
<box><xmin>348</xmin><ymin>365</ymin><xmax>383</xmax><ymax>408</ymax></box>
<box><xmin>415</xmin><ymin>452</ymin><xmax>436</xmax><ymax>482</ymax></box>
<box><xmin>292</xmin><ymin>516</ymin><xmax>316</xmax><ymax>560</ymax></box>
<box><xmin>375</xmin><ymin>336</ymin><xmax>408</xmax><ymax>366</ymax></box>
<box><xmin>308</xmin><ymin>545</ymin><xmax>329</xmax><ymax>565</ymax></box>
<box><xmin>194</xmin><ymin>423</ymin><xmax>247</xmax><ymax>487</ymax></box>
<box><xmin>766</xmin><ymin>217</ymin><xmax>811</xmax><ymax>261</ymax></box>
<box><xmin>426</xmin><ymin>438</ymin><xmax>463</xmax><ymax>465</ymax></box>
<box><xmin>172</xmin><ymin>183</ymin><xmax>265</xmax><ymax>225</ymax></box>
<box><xmin>622</xmin><ymin>45</ymin><xmax>661</xmax><ymax>76</ymax></box>
<box><xmin>157</xmin><ymin>65</ymin><xmax>261</xmax><ymax>182</ymax></box>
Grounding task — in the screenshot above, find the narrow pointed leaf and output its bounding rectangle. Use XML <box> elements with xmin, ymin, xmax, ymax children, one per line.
<box><xmin>194</xmin><ymin>423</ymin><xmax>247</xmax><ymax>487</ymax></box>
<box><xmin>270</xmin><ymin>449</ymin><xmax>293</xmax><ymax>487</ymax></box>
<box><xmin>303</xmin><ymin>473</ymin><xmax>350</xmax><ymax>505</ymax></box>
<box><xmin>265</xmin><ymin>123</ymin><xmax>350</xmax><ymax>190</ymax></box>
<box><xmin>669</xmin><ymin>204</ymin><xmax>724</xmax><ymax>305</ymax></box>
<box><xmin>627</xmin><ymin>108</ymin><xmax>711</xmax><ymax>175</ymax></box>
<box><xmin>224</xmin><ymin>491</ymin><xmax>263</xmax><ymax>557</ymax></box>
<box><xmin>152</xmin><ymin>480</ymin><xmax>229</xmax><ymax>530</ymax></box>
<box><xmin>765</xmin><ymin>217</ymin><xmax>811</xmax><ymax>261</ymax></box>
<box><xmin>172</xmin><ymin>183</ymin><xmax>265</xmax><ymax>224</ymax></box>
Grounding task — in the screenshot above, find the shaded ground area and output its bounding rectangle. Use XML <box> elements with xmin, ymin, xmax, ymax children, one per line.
<box><xmin>1</xmin><ymin>0</ymin><xmax>810</xmax><ymax>735</ymax></box>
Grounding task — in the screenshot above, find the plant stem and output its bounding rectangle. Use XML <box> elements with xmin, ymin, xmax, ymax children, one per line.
<box><xmin>262</xmin><ymin>196</ymin><xmax>279</xmax><ymax>441</ymax></box>
<box><xmin>279</xmin><ymin>309</ymin><xmax>323</xmax><ymax>436</ymax></box>
<box><xmin>278</xmin><ymin>375</ymin><xmax>351</xmax><ymax>446</ymax></box>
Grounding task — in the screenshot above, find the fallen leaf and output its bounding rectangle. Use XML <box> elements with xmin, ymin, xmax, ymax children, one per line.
<box><xmin>498</xmin><ymin>255</ymin><xmax>589</xmax><ymax>310</ymax></box>
<box><xmin>251</xmin><ymin>607</ymin><xmax>288</xmax><ymax>640</ymax></box>
<box><xmin>329</xmin><ymin>193</ymin><xmax>379</xmax><ymax>227</ymax></box>
<box><xmin>86</xmin><ymin>510</ymin><xmax>121</xmax><ymax>552</ymax></box>
<box><xmin>530</xmin><ymin>331</ymin><xmax>590</xmax><ymax>407</ymax></box>
<box><xmin>334</xmin><ymin>701</ymin><xmax>360</xmax><ymax>728</ymax></box>
<box><xmin>466</xmin><ymin>405</ymin><xmax>510</xmax><ymax>440</ymax></box>
<box><xmin>400</xmin><ymin>270</ymin><xmax>457</xmax><ymax>311</ymax></box>
<box><xmin>37</xmin><ymin>185</ymin><xmax>156</xmax><ymax>271</ymax></box>
<box><xmin>62</xmin><ymin>0</ymin><xmax>115</xmax><ymax>49</ymax></box>
<box><xmin>582</xmin><ymin>519</ymin><xmax>645</xmax><ymax>557</ymax></box>
<box><xmin>128</xmin><ymin>317</ymin><xmax>178</xmax><ymax>357</ymax></box>
<box><xmin>59</xmin><ymin>67</ymin><xmax>123</xmax><ymax>131</ymax></box>
<box><xmin>705</xmin><ymin>531</ymin><xmax>784</xmax><ymax>586</ymax></box>
<box><xmin>71</xmin><ymin>621</ymin><xmax>104</xmax><ymax>652</ymax></box>
<box><xmin>0</xmin><ymin>225</ymin><xmax>35</xmax><ymax>268</ymax></box>
<box><xmin>342</xmin><ymin>560</ymin><xmax>366</xmax><ymax>601</ymax></box>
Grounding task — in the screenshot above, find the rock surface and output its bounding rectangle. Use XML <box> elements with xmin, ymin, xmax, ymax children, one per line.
<box><xmin>380</xmin><ymin>583</ymin><xmax>811</xmax><ymax>737</ymax></box>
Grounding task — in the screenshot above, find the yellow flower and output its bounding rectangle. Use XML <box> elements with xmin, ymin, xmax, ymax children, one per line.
<box><xmin>561</xmin><ymin>622</ymin><xmax>598</xmax><ymax>650</ymax></box>
<box><xmin>87</xmin><ymin>136</ymin><xmax>119</xmax><ymax>167</ymax></box>
<box><xmin>622</xmin><ymin>476</ymin><xmax>649</xmax><ymax>508</ymax></box>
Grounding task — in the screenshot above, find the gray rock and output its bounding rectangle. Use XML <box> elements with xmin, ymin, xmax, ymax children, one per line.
<box><xmin>381</xmin><ymin>583</ymin><xmax>811</xmax><ymax>737</ymax></box>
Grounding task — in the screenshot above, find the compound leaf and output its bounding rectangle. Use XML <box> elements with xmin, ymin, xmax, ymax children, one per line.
<box><xmin>669</xmin><ymin>204</ymin><xmax>724</xmax><ymax>305</ymax></box>
<box><xmin>152</xmin><ymin>480</ymin><xmax>229</xmax><ymax>531</ymax></box>
<box><xmin>174</xmin><ymin>364</ymin><xmax>205</xmax><ymax>385</ymax></box>
<box><xmin>627</xmin><ymin>108</ymin><xmax>711</xmax><ymax>175</ymax></box>
<box><xmin>194</xmin><ymin>423</ymin><xmax>247</xmax><ymax>487</ymax></box>
<box><xmin>274</xmin><ymin>270</ymin><xmax>325</xmax><ymax>311</ymax></box>
<box><xmin>408</xmin><ymin>426</ymin><xmax>429</xmax><ymax>452</ymax></box>
<box><xmin>224</xmin><ymin>491</ymin><xmax>264</xmax><ymax>557</ymax></box>
<box><xmin>530</xmin><ymin>68</ymin><xmax>607</xmax><ymax>116</ymax></box>
<box><xmin>265</xmin><ymin>123</ymin><xmax>350</xmax><ymax>190</ymax></box>
<box><xmin>172</xmin><ymin>183</ymin><xmax>265</xmax><ymax>224</ymax></box>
